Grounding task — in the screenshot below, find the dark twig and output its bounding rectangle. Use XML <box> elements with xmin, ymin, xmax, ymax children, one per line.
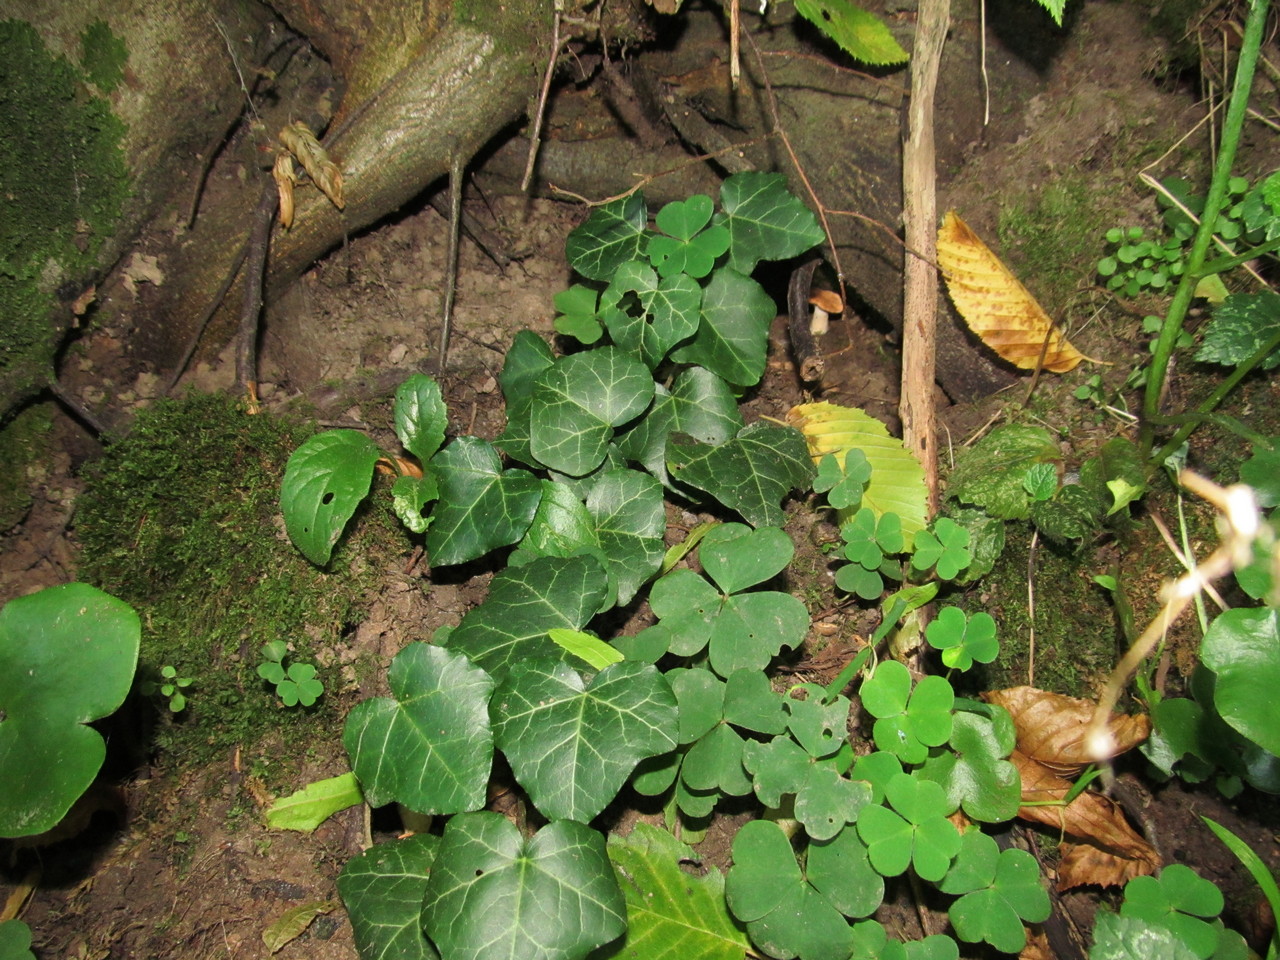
<box><xmin>47</xmin><ymin>376</ymin><xmax>107</xmax><ymax>436</ymax></box>
<box><xmin>437</xmin><ymin>150</ymin><xmax>465</xmax><ymax>373</ymax></box>
<box><xmin>164</xmin><ymin>241</ymin><xmax>250</xmax><ymax>395</ymax></box>
<box><xmin>235</xmin><ymin>180</ymin><xmax>278</xmax><ymax>405</ymax></box>
<box><xmin>788</xmin><ymin>258</ymin><xmax>824</xmax><ymax>383</ymax></box>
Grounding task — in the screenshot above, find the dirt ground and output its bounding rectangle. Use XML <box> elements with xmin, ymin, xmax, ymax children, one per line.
<box><xmin>3</xmin><ymin>3</ymin><xmax>1279</xmax><ymax>958</ymax></box>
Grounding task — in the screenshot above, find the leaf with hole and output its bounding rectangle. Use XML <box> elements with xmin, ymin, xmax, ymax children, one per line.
<box><xmin>281</xmin><ymin>429</ymin><xmax>382</xmax><ymax>566</ymax></box>
<box><xmin>601</xmin><ymin>261</ymin><xmax>702</xmax><ymax>368</ymax></box>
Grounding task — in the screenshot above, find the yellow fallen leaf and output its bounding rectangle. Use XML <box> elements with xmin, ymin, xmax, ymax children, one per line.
<box><xmin>937</xmin><ymin>210</ymin><xmax>1084</xmax><ymax>373</ymax></box>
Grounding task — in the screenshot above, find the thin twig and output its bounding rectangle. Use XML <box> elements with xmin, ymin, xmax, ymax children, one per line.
<box><xmin>437</xmin><ymin>150</ymin><xmax>465</xmax><ymax>373</ymax></box>
<box><xmin>522</xmin><ymin>11</ymin><xmax>566</xmax><ymax>192</ymax></box>
<box><xmin>234</xmin><ymin>180</ymin><xmax>279</xmax><ymax>408</ymax></box>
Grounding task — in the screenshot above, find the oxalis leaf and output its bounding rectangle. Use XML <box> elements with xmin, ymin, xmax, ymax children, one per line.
<box><xmin>648</xmin><ymin>195</ymin><xmax>731</xmax><ymax>280</ymax></box>
<box><xmin>0</xmin><ymin>583</ymin><xmax>140</xmax><ymax>838</ymax></box>
<box><xmin>281</xmin><ymin>429</ymin><xmax>382</xmax><ymax>566</ymax></box>
<box><xmin>605</xmin><ymin>822</ymin><xmax>750</xmax><ymax>960</ymax></box>
<box><xmin>940</xmin><ymin>830</ymin><xmax>1050</xmax><ymax>954</ymax></box>
<box><xmin>669</xmin><ymin>266</ymin><xmax>777</xmax><ymax>388</ymax></box>
<box><xmin>718</xmin><ymin>171</ymin><xmax>826</xmax><ymax>276</ymax></box>
<box><xmin>425</xmin><ymin>436</ymin><xmax>541</xmax><ymax>566</ymax></box>
<box><xmin>421</xmin><ymin>812</ymin><xmax>626</xmax><ymax>960</ymax></box>
<box><xmin>667</xmin><ymin>421</ymin><xmax>815</xmax><ymax>528</ymax></box>
<box><xmin>338</xmin><ymin>834</ymin><xmax>440</xmax><ymax>960</ymax></box>
<box><xmin>861</xmin><ymin>660</ymin><xmax>954</xmax><ymax>765</ymax></box>
<box><xmin>446</xmin><ymin>554</ymin><xmax>610</xmax><ymax>682</ymax></box>
<box><xmin>917</xmin><ymin>698</ymin><xmax>1020</xmax><ymax>823</ymax></box>
<box><xmin>530</xmin><ymin>347</ymin><xmax>655</xmax><ymax>477</ymax></box>
<box><xmin>343</xmin><ymin>643</ymin><xmax>494</xmax><ymax>813</ymax></box>
<box><xmin>856</xmin><ymin>772</ymin><xmax>961</xmax><ymax>882</ymax></box>
<box><xmin>492</xmin><ymin>658</ymin><xmax>677</xmax><ymax>822</ymax></box>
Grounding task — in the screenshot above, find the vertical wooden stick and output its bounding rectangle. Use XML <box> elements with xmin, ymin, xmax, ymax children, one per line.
<box><xmin>899</xmin><ymin>0</ymin><xmax>950</xmax><ymax>517</ymax></box>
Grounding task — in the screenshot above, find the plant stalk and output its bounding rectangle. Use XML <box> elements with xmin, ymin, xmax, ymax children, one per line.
<box><xmin>1139</xmin><ymin>0</ymin><xmax>1270</xmax><ymax>457</ymax></box>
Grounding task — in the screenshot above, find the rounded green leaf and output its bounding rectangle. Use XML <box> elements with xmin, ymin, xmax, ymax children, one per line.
<box><xmin>700</xmin><ymin>523</ymin><xmax>794</xmax><ymax>594</ymax></box>
<box><xmin>668</xmin><ymin>667</ymin><xmax>726</xmax><ymax>744</ymax></box>
<box><xmin>281</xmin><ymin>429</ymin><xmax>382</xmax><ymax>566</ymax></box>
<box><xmin>726</xmin><ymin>820</ymin><xmax>801</xmax><ymax>921</ymax></box>
<box><xmin>0</xmin><ymin>920</ymin><xmax>35</xmax><ymax>960</ymax></box>
<box><xmin>1200</xmin><ymin>608</ymin><xmax>1280</xmax><ymax>755</ymax></box>
<box><xmin>394</xmin><ymin>373</ymin><xmax>447</xmax><ymax>463</ymax></box>
<box><xmin>807</xmin><ymin>826</ymin><xmax>884</xmax><ymax>919</ymax></box>
<box><xmin>0</xmin><ymin>583</ymin><xmax>140</xmax><ymax>838</ymax></box>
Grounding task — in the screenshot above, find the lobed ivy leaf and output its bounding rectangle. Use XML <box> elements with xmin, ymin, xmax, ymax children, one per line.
<box><xmin>492</xmin><ymin>658</ymin><xmax>678</xmax><ymax>822</ymax></box>
<box><xmin>616</xmin><ymin>366</ymin><xmax>742</xmax><ymax>487</ymax></box>
<box><xmin>605</xmin><ymin>823</ymin><xmax>750</xmax><ymax>960</ymax></box>
<box><xmin>861</xmin><ymin>661</ymin><xmax>954</xmax><ymax>764</ymax></box>
<box><xmin>426</xmin><ymin>437</ymin><xmax>541</xmax><ymax>566</ymax></box>
<box><xmin>530</xmin><ymin>347</ymin><xmax>654</xmax><ymax>477</ymax></box>
<box><xmin>446</xmin><ymin>555</ymin><xmax>609</xmax><ymax>682</ymax></box>
<box><xmin>343</xmin><ymin>643</ymin><xmax>494</xmax><ymax>813</ymax></box>
<box><xmin>910</xmin><ymin>517</ymin><xmax>972</xmax><ymax>581</ymax></box>
<box><xmin>924</xmin><ymin>607</ymin><xmax>998</xmax><ymax>672</ymax></box>
<box><xmin>945</xmin><ymin>425</ymin><xmax>1061</xmax><ymax>521</ymax></box>
<box><xmin>918</xmin><ymin>699</ymin><xmax>1020</xmax><ymax>822</ymax></box>
<box><xmin>1120</xmin><ymin>865</ymin><xmax>1224</xmax><ymax>959</ymax></box>
<box><xmin>719</xmin><ymin>172</ymin><xmax>826</xmax><ymax>276</ymax></box>
<box><xmin>565</xmin><ymin>192</ymin><xmax>650</xmax><ymax>281</ymax></box>
<box><xmin>586</xmin><ymin>468</ymin><xmax>666</xmax><ymax>606</ymax></box>
<box><xmin>940</xmin><ymin>830</ymin><xmax>1050</xmax><ymax>954</ymax></box>
<box><xmin>669</xmin><ymin>266</ymin><xmax>776</xmax><ymax>388</ymax></box>
<box><xmin>421</xmin><ymin>812</ymin><xmax>626</xmax><ymax>960</ymax></box>
<box><xmin>499</xmin><ymin>330</ymin><xmax>556</xmax><ymax>410</ymax></box>
<box><xmin>337</xmin><ymin>834</ymin><xmax>440</xmax><ymax>960</ymax></box>
<box><xmin>857</xmin><ymin>772</ymin><xmax>961</xmax><ymax>881</ymax></box>
<box><xmin>601</xmin><ymin>261</ymin><xmax>702</xmax><ymax>369</ymax></box>
<box><xmin>394</xmin><ymin>373</ymin><xmax>448</xmax><ymax>463</ymax></box>
<box><xmin>281</xmin><ymin>429</ymin><xmax>382</xmax><ymax>566</ymax></box>
<box><xmin>553</xmin><ymin>283</ymin><xmax>606</xmax><ymax>344</ymax></box>
<box><xmin>667</xmin><ymin>421</ymin><xmax>816</xmax><ymax>529</ymax></box>
<box><xmin>648</xmin><ymin>195</ymin><xmax>731</xmax><ymax>279</ymax></box>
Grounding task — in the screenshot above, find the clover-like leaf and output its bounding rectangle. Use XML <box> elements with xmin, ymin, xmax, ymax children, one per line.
<box><xmin>842</xmin><ymin>507</ymin><xmax>903</xmax><ymax>569</ymax></box>
<box><xmin>1120</xmin><ymin>865</ymin><xmax>1225</xmax><ymax>959</ymax></box>
<box><xmin>861</xmin><ymin>661</ymin><xmax>954</xmax><ymax>764</ymax></box>
<box><xmin>530</xmin><ymin>348</ymin><xmax>654</xmax><ymax>477</ymax></box>
<box><xmin>601</xmin><ymin>261</ymin><xmax>702</xmax><ymax>368</ymax></box>
<box><xmin>940</xmin><ymin>830</ymin><xmax>1049</xmax><ymax>954</ymax></box>
<box><xmin>807</xmin><ymin>826</ymin><xmax>885</xmax><ymax>920</ymax></box>
<box><xmin>910</xmin><ymin>517</ymin><xmax>972</xmax><ymax>581</ymax></box>
<box><xmin>741</xmin><ymin>737</ymin><xmax>871</xmax><ymax>841</ymax></box>
<box><xmin>281</xmin><ymin>429</ymin><xmax>382</xmax><ymax>566</ymax></box>
<box><xmin>337</xmin><ymin>834</ymin><xmax>440</xmax><ymax>960</ymax></box>
<box><xmin>446</xmin><ymin>555</ymin><xmax>610</xmax><ymax>682</ymax></box>
<box><xmin>648</xmin><ymin>195</ymin><xmax>731</xmax><ymax>279</ymax></box>
<box><xmin>670</xmin><ymin>266</ymin><xmax>777</xmax><ymax>387</ymax></box>
<box><xmin>493</xmin><ymin>659</ymin><xmax>677</xmax><ymax>822</ymax></box>
<box><xmin>1091</xmin><ymin>911</ymin><xmax>1201</xmax><ymax>960</ymax></box>
<box><xmin>343</xmin><ymin>643</ymin><xmax>494</xmax><ymax>814</ymax></box>
<box><xmin>565</xmin><ymin>192</ymin><xmax>650</xmax><ymax>281</ymax></box>
<box><xmin>682</xmin><ymin>721</ymin><xmax>754</xmax><ymax>797</ymax></box>
<box><xmin>814</xmin><ymin>450</ymin><xmax>872</xmax><ymax>511</ymax></box>
<box><xmin>918</xmin><ymin>699</ymin><xmax>1020</xmax><ymax>822</ymax></box>
<box><xmin>857</xmin><ymin>772</ymin><xmax>961</xmax><ymax>881</ymax></box>
<box><xmin>394</xmin><ymin>373</ymin><xmax>448</xmax><ymax>463</ymax></box>
<box><xmin>553</xmin><ymin>283</ymin><xmax>606</xmax><ymax>344</ymax></box>
<box><xmin>786</xmin><ymin>683</ymin><xmax>849</xmax><ymax>758</ymax></box>
<box><xmin>0</xmin><ymin>583</ymin><xmax>140</xmax><ymax>838</ymax></box>
<box><xmin>719</xmin><ymin>172</ymin><xmax>826</xmax><ymax>276</ymax></box>
<box><xmin>668</xmin><ymin>667</ymin><xmax>726</xmax><ymax>744</ymax></box>
<box><xmin>700</xmin><ymin>522</ymin><xmax>794</xmax><ymax>594</ymax></box>
<box><xmin>924</xmin><ymin>607</ymin><xmax>998</xmax><ymax>672</ymax></box>
<box><xmin>422</xmin><ymin>812</ymin><xmax>626</xmax><ymax>960</ymax></box>
<box><xmin>667</xmin><ymin>421</ymin><xmax>816</xmax><ymax>529</ymax></box>
<box><xmin>426</xmin><ymin>436</ymin><xmax>541</xmax><ymax>566</ymax></box>
<box><xmin>723</xmin><ymin>668</ymin><xmax>787</xmax><ymax>735</ymax></box>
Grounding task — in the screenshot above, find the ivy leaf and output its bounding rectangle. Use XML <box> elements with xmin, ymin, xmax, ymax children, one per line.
<box><xmin>499</xmin><ymin>330</ymin><xmax>556</xmax><ymax>410</ymax></box>
<box><xmin>945</xmin><ymin>425</ymin><xmax>1061</xmax><ymax>520</ymax></box>
<box><xmin>530</xmin><ymin>348</ymin><xmax>655</xmax><ymax>477</ymax></box>
<box><xmin>391</xmin><ymin>473</ymin><xmax>439</xmax><ymax>535</ymax></box>
<box><xmin>512</xmin><ymin>480</ymin><xmax>604</xmax><ymax>567</ymax></box>
<box><xmin>446</xmin><ymin>555</ymin><xmax>610</xmax><ymax>682</ymax></box>
<box><xmin>601</xmin><ymin>261</ymin><xmax>702</xmax><ymax>369</ymax></box>
<box><xmin>1240</xmin><ymin>438</ymin><xmax>1280</xmax><ymax>507</ymax></box>
<box><xmin>940</xmin><ymin>830</ymin><xmax>1050</xmax><ymax>954</ymax></box>
<box><xmin>337</xmin><ymin>834</ymin><xmax>440</xmax><ymax>960</ymax></box>
<box><xmin>1196</xmin><ymin>291</ymin><xmax>1280</xmax><ymax>371</ymax></box>
<box><xmin>605</xmin><ymin>823</ymin><xmax>750</xmax><ymax>960</ymax></box>
<box><xmin>343</xmin><ymin>643</ymin><xmax>494</xmax><ymax>813</ymax></box>
<box><xmin>918</xmin><ymin>699</ymin><xmax>1020</xmax><ymax>823</ymax></box>
<box><xmin>670</xmin><ymin>267</ymin><xmax>777</xmax><ymax>387</ymax></box>
<box><xmin>616</xmin><ymin>366</ymin><xmax>742</xmax><ymax>487</ymax></box>
<box><xmin>924</xmin><ymin>607</ymin><xmax>998</xmax><ymax>672</ymax></box>
<box><xmin>861</xmin><ymin>661</ymin><xmax>954</xmax><ymax>764</ymax></box>
<box><xmin>281</xmin><ymin>429</ymin><xmax>382</xmax><ymax>566</ymax></box>
<box><xmin>553</xmin><ymin>283</ymin><xmax>606</xmax><ymax>344</ymax></box>
<box><xmin>422</xmin><ymin>812</ymin><xmax>626</xmax><ymax>960</ymax></box>
<box><xmin>492</xmin><ymin>659</ymin><xmax>678</xmax><ymax>822</ymax></box>
<box><xmin>426</xmin><ymin>437</ymin><xmax>541</xmax><ymax>566</ymax></box>
<box><xmin>565</xmin><ymin>192</ymin><xmax>650</xmax><ymax>281</ymax></box>
<box><xmin>857</xmin><ymin>772</ymin><xmax>961</xmax><ymax>882</ymax></box>
<box><xmin>394</xmin><ymin>373</ymin><xmax>448</xmax><ymax>463</ymax></box>
<box><xmin>648</xmin><ymin>195</ymin><xmax>731</xmax><ymax>279</ymax></box>
<box><xmin>586</xmin><ymin>468</ymin><xmax>666</xmax><ymax>606</ymax></box>
<box><xmin>667</xmin><ymin>421</ymin><xmax>816</xmax><ymax>529</ymax></box>
<box><xmin>719</xmin><ymin>172</ymin><xmax>826</xmax><ymax>276</ymax></box>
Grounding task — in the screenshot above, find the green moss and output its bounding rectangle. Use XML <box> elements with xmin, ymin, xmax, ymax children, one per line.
<box><xmin>79</xmin><ymin>20</ymin><xmax>128</xmax><ymax>94</ymax></box>
<box><xmin>0</xmin><ymin>402</ymin><xmax>53</xmax><ymax>530</ymax></box>
<box><xmin>0</xmin><ymin>19</ymin><xmax>130</xmax><ymax>398</ymax></box>
<box><xmin>76</xmin><ymin>394</ymin><xmax>403</xmax><ymax>762</ymax></box>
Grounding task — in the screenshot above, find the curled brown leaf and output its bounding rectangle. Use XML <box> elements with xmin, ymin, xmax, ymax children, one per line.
<box><xmin>983</xmin><ymin>686</ymin><xmax>1150</xmax><ymax>776</ymax></box>
<box><xmin>278</xmin><ymin>121</ymin><xmax>344</xmax><ymax>212</ymax></box>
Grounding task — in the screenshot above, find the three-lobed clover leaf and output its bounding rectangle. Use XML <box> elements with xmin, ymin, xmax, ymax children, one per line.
<box><xmin>940</xmin><ymin>829</ymin><xmax>1050</xmax><ymax>954</ymax></box>
<box><xmin>552</xmin><ymin>283</ymin><xmax>606</xmax><ymax>344</ymax></box>
<box><xmin>1120</xmin><ymin>864</ymin><xmax>1226</xmax><ymax>960</ymax></box>
<box><xmin>909</xmin><ymin>517</ymin><xmax>972</xmax><ymax>581</ymax></box>
<box><xmin>741</xmin><ymin>736</ymin><xmax>872</xmax><ymax>841</ymax></box>
<box><xmin>856</xmin><ymin>772</ymin><xmax>961</xmax><ymax>882</ymax></box>
<box><xmin>924</xmin><ymin>607</ymin><xmax>998</xmax><ymax>672</ymax></box>
<box><xmin>848</xmin><ymin>920</ymin><xmax>959</xmax><ymax>960</ymax></box>
<box><xmin>814</xmin><ymin>450</ymin><xmax>872</xmax><ymax>511</ymax></box>
<box><xmin>836</xmin><ymin>508</ymin><xmax>903</xmax><ymax>600</ymax></box>
<box><xmin>918</xmin><ymin>698</ymin><xmax>1020</xmax><ymax>822</ymax></box>
<box><xmin>648</xmin><ymin>195</ymin><xmax>731</xmax><ymax>279</ymax></box>
<box><xmin>275</xmin><ymin>662</ymin><xmax>324</xmax><ymax>707</ymax></box>
<box><xmin>860</xmin><ymin>660</ymin><xmax>954</xmax><ymax>764</ymax></box>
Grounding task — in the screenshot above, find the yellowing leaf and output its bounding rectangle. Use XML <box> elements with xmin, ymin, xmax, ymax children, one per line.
<box><xmin>787</xmin><ymin>401</ymin><xmax>927</xmax><ymax>549</ymax></box>
<box><xmin>261</xmin><ymin>900</ymin><xmax>338</xmax><ymax>953</ymax></box>
<box><xmin>937</xmin><ymin>210</ymin><xmax>1084</xmax><ymax>373</ymax></box>
<box><xmin>278</xmin><ymin>121</ymin><xmax>345</xmax><ymax>213</ymax></box>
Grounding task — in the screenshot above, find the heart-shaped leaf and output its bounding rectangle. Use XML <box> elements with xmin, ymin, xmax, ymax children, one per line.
<box><xmin>281</xmin><ymin>429</ymin><xmax>382</xmax><ymax>566</ymax></box>
<box><xmin>337</xmin><ymin>834</ymin><xmax>440</xmax><ymax>960</ymax></box>
<box><xmin>700</xmin><ymin>523</ymin><xmax>794</xmax><ymax>594</ymax></box>
<box><xmin>1200</xmin><ymin>607</ymin><xmax>1280</xmax><ymax>756</ymax></box>
<box><xmin>553</xmin><ymin>283</ymin><xmax>606</xmax><ymax>344</ymax></box>
<box><xmin>941</xmin><ymin>830</ymin><xmax>1050</xmax><ymax>954</ymax></box>
<box><xmin>648</xmin><ymin>195</ymin><xmax>731</xmax><ymax>279</ymax></box>
<box><xmin>917</xmin><ymin>699</ymin><xmax>1020</xmax><ymax>823</ymax></box>
<box><xmin>343</xmin><ymin>643</ymin><xmax>494</xmax><ymax>813</ymax></box>
<box><xmin>422</xmin><ymin>812</ymin><xmax>626</xmax><ymax>960</ymax></box>
<box><xmin>493</xmin><ymin>659</ymin><xmax>677</xmax><ymax>822</ymax></box>
<box><xmin>670</xmin><ymin>267</ymin><xmax>776</xmax><ymax>388</ymax></box>
<box><xmin>425</xmin><ymin>436</ymin><xmax>541</xmax><ymax>565</ymax></box>
<box><xmin>0</xmin><ymin>583</ymin><xmax>140</xmax><ymax>838</ymax></box>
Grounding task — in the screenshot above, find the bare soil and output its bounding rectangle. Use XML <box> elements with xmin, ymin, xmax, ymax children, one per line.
<box><xmin>3</xmin><ymin>3</ymin><xmax>1279</xmax><ymax>958</ymax></box>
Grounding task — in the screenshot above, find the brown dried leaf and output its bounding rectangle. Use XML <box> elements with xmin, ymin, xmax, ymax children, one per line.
<box><xmin>278</xmin><ymin>121</ymin><xmax>344</xmax><ymax>212</ymax></box>
<box><xmin>937</xmin><ymin>210</ymin><xmax>1083</xmax><ymax>373</ymax></box>
<box><xmin>273</xmin><ymin>152</ymin><xmax>296</xmax><ymax>230</ymax></box>
<box><xmin>1012</xmin><ymin>750</ymin><xmax>1160</xmax><ymax>888</ymax></box>
<box><xmin>1019</xmin><ymin>926</ymin><xmax>1053</xmax><ymax>960</ymax></box>
<box><xmin>983</xmin><ymin>686</ymin><xmax>1150</xmax><ymax>776</ymax></box>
